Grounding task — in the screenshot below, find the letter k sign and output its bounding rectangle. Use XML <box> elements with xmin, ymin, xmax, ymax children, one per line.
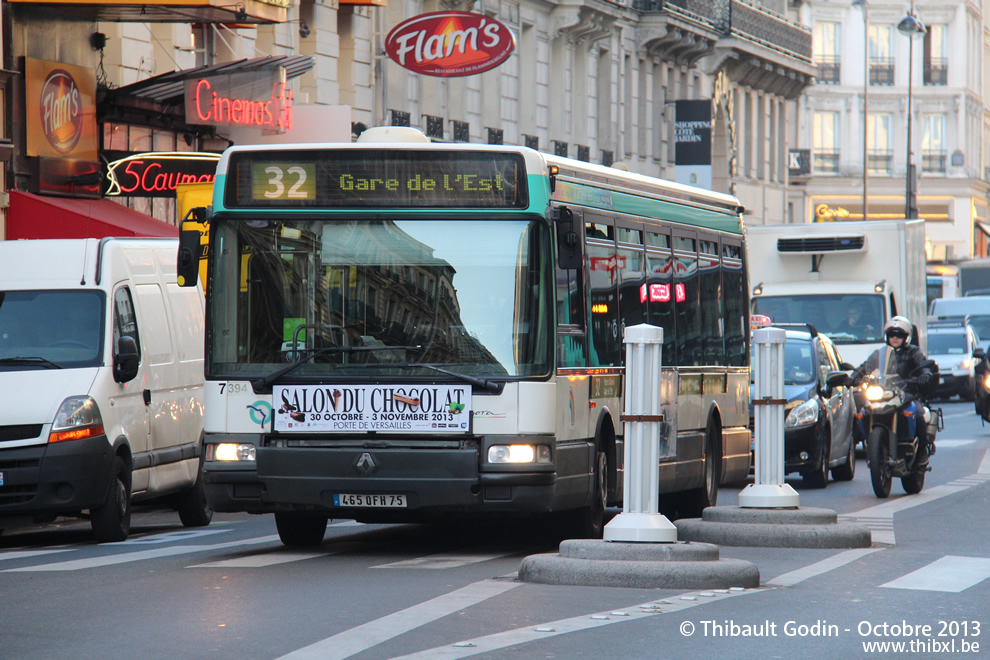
<box><xmin>789</xmin><ymin>152</ymin><xmax>802</xmax><ymax>169</ymax></box>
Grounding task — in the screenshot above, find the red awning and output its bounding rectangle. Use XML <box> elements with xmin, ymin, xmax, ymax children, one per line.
<box><xmin>6</xmin><ymin>191</ymin><xmax>179</xmax><ymax>240</ymax></box>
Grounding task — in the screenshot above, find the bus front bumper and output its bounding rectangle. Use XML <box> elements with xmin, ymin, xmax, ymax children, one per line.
<box><xmin>202</xmin><ymin>444</ymin><xmax>565</xmax><ymax>520</ymax></box>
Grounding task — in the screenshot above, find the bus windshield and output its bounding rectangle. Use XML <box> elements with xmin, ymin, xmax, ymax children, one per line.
<box><xmin>207</xmin><ymin>216</ymin><xmax>553</xmax><ymax>379</ymax></box>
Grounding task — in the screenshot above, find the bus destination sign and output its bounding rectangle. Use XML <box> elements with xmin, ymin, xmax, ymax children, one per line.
<box><xmin>226</xmin><ymin>149</ymin><xmax>526</xmax><ymax>209</ymax></box>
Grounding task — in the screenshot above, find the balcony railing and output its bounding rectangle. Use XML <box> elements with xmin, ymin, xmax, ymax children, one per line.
<box><xmin>869</xmin><ymin>60</ymin><xmax>894</xmax><ymax>86</ymax></box>
<box><xmin>814</xmin><ymin>150</ymin><xmax>839</xmax><ymax>174</ymax></box>
<box><xmin>868</xmin><ymin>151</ymin><xmax>893</xmax><ymax>175</ymax></box>
<box><xmin>922</xmin><ymin>151</ymin><xmax>946</xmax><ymax>173</ymax></box>
<box><xmin>924</xmin><ymin>59</ymin><xmax>948</xmax><ymax>86</ymax></box>
<box><xmin>816</xmin><ymin>55</ymin><xmax>840</xmax><ymax>84</ymax></box>
<box><xmin>632</xmin><ymin>0</ymin><xmax>812</xmax><ymax>63</ymax></box>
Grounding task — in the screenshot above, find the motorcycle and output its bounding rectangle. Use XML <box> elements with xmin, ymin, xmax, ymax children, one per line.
<box><xmin>856</xmin><ymin>346</ymin><xmax>943</xmax><ymax>498</ymax></box>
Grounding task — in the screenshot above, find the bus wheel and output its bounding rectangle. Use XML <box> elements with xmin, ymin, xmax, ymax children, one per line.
<box><xmin>565</xmin><ymin>445</ymin><xmax>608</xmax><ymax>539</ymax></box>
<box><xmin>275</xmin><ymin>512</ymin><xmax>328</xmax><ymax>547</ymax></box>
<box><xmin>678</xmin><ymin>418</ymin><xmax>720</xmax><ymax>519</ymax></box>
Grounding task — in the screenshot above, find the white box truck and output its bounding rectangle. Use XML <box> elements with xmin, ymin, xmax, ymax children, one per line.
<box><xmin>0</xmin><ymin>238</ymin><xmax>210</xmax><ymax>541</ymax></box>
<box><xmin>747</xmin><ymin>219</ymin><xmax>928</xmax><ymax>366</ymax></box>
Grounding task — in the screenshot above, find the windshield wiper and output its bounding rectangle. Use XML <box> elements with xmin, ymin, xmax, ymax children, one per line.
<box><xmin>252</xmin><ymin>345</ymin><xmax>422</xmax><ymax>391</ymax></box>
<box><xmin>391</xmin><ymin>362</ymin><xmax>504</xmax><ymax>394</ymax></box>
<box><xmin>0</xmin><ymin>356</ymin><xmax>63</xmax><ymax>369</ymax></box>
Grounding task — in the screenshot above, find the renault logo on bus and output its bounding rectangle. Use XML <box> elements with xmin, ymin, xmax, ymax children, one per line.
<box><xmin>355</xmin><ymin>452</ymin><xmax>377</xmax><ymax>476</ymax></box>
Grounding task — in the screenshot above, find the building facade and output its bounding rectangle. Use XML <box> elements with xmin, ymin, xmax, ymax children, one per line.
<box><xmin>791</xmin><ymin>0</ymin><xmax>990</xmax><ymax>259</ymax></box>
<box><xmin>0</xmin><ymin>0</ymin><xmax>814</xmax><ymax>238</ymax></box>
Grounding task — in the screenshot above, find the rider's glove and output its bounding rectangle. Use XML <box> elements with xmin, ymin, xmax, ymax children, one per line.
<box><xmin>918</xmin><ymin>372</ymin><xmax>933</xmax><ymax>388</ymax></box>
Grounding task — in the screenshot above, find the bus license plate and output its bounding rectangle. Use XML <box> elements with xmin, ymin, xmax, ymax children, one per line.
<box><xmin>333</xmin><ymin>493</ymin><xmax>407</xmax><ymax>508</ymax></box>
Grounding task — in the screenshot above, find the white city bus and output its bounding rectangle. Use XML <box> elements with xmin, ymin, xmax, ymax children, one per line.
<box><xmin>176</xmin><ymin>131</ymin><xmax>752</xmax><ymax>545</ymax></box>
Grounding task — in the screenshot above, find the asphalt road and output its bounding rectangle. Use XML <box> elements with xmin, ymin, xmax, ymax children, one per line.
<box><xmin>2</xmin><ymin>399</ymin><xmax>988</xmax><ymax>659</ymax></box>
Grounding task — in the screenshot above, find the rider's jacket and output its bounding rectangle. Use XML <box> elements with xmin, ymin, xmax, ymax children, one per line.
<box><xmin>851</xmin><ymin>343</ymin><xmax>932</xmax><ymax>389</ymax></box>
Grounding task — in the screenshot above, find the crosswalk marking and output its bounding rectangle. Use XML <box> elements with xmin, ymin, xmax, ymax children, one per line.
<box><xmin>0</xmin><ymin>548</ymin><xmax>74</xmax><ymax>562</ymax></box>
<box><xmin>277</xmin><ymin>578</ymin><xmax>522</xmax><ymax>660</ymax></box>
<box><xmin>193</xmin><ymin>549</ymin><xmax>334</xmax><ymax>568</ymax></box>
<box><xmin>388</xmin><ymin>586</ymin><xmax>760</xmax><ymax>660</ymax></box>
<box><xmin>766</xmin><ymin>547</ymin><xmax>884</xmax><ymax>587</ymax></box>
<box><xmin>373</xmin><ymin>552</ymin><xmax>513</xmax><ymax>569</ymax></box>
<box><xmin>881</xmin><ymin>556</ymin><xmax>990</xmax><ymax>593</ymax></box>
<box><xmin>3</xmin><ymin>535</ymin><xmax>281</xmax><ymax>572</ymax></box>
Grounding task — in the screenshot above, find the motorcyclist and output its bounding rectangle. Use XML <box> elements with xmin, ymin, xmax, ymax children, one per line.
<box><xmin>849</xmin><ymin>315</ymin><xmax>936</xmax><ymax>466</ymax></box>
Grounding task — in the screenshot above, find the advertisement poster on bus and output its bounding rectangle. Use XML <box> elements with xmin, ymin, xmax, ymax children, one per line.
<box><xmin>273</xmin><ymin>384</ymin><xmax>472</xmax><ymax>433</ymax></box>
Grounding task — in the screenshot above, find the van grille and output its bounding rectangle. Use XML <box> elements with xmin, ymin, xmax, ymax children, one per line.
<box><xmin>777</xmin><ymin>236</ymin><xmax>865</xmax><ymax>253</ymax></box>
<box><xmin>0</xmin><ymin>425</ymin><xmax>43</xmax><ymax>443</ymax></box>
<box><xmin>0</xmin><ymin>484</ymin><xmax>36</xmax><ymax>505</ymax></box>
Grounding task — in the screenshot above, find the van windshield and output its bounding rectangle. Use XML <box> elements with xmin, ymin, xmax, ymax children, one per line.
<box><xmin>0</xmin><ymin>290</ymin><xmax>105</xmax><ymax>370</ymax></box>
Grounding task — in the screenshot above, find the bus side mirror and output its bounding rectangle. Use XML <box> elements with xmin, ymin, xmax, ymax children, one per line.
<box><xmin>553</xmin><ymin>206</ymin><xmax>582</xmax><ymax>270</ymax></box>
<box><xmin>177</xmin><ymin>206</ymin><xmax>207</xmax><ymax>287</ymax></box>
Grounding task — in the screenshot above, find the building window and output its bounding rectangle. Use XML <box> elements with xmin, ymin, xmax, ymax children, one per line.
<box><xmin>601</xmin><ymin>150</ymin><xmax>614</xmax><ymax>166</ymax></box>
<box><xmin>451</xmin><ymin>120</ymin><xmax>469</xmax><ymax>142</ymax></box>
<box><xmin>486</xmin><ymin>127</ymin><xmax>503</xmax><ymax>145</ymax></box>
<box><xmin>391</xmin><ymin>110</ymin><xmax>410</xmax><ymax>126</ymax></box>
<box><xmin>924</xmin><ymin>25</ymin><xmax>948</xmax><ymax>86</ymax></box>
<box><xmin>577</xmin><ymin>145</ymin><xmax>590</xmax><ymax>162</ymax></box>
<box><xmin>867</xmin><ymin>113</ymin><xmax>892</xmax><ymax>175</ymax></box>
<box><xmin>813</xmin><ymin>111</ymin><xmax>839</xmax><ymax>174</ymax></box>
<box><xmin>553</xmin><ymin>140</ymin><xmax>568</xmax><ymax>157</ymax></box>
<box><xmin>922</xmin><ymin>114</ymin><xmax>946</xmax><ymax>173</ymax></box>
<box><xmin>523</xmin><ymin>134</ymin><xmax>540</xmax><ymax>150</ymax></box>
<box><xmin>814</xmin><ymin>22</ymin><xmax>841</xmax><ymax>85</ymax></box>
<box><xmin>424</xmin><ymin>115</ymin><xmax>444</xmax><ymax>139</ymax></box>
<box><xmin>868</xmin><ymin>24</ymin><xmax>894</xmax><ymax>86</ymax></box>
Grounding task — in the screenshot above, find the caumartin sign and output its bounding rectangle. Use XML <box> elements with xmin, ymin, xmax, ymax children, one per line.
<box><xmin>385</xmin><ymin>11</ymin><xmax>515</xmax><ymax>77</ymax></box>
<box><xmin>104</xmin><ymin>151</ymin><xmax>221</xmax><ymax>198</ymax></box>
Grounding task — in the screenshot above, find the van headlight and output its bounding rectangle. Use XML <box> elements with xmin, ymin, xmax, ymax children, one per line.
<box><xmin>49</xmin><ymin>396</ymin><xmax>105</xmax><ymax>443</ymax></box>
<box><xmin>784</xmin><ymin>399</ymin><xmax>819</xmax><ymax>429</ymax></box>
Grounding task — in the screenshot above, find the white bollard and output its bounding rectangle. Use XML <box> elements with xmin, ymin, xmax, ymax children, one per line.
<box><xmin>738</xmin><ymin>327</ymin><xmax>800</xmax><ymax>507</ymax></box>
<box><xmin>604</xmin><ymin>324</ymin><xmax>678</xmax><ymax>542</ymax></box>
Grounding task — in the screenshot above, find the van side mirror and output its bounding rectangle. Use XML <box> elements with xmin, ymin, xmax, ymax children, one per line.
<box><xmin>552</xmin><ymin>206</ymin><xmax>582</xmax><ymax>270</ymax></box>
<box><xmin>974</xmin><ymin>347</ymin><xmax>986</xmax><ymax>361</ymax></box>
<box><xmin>177</xmin><ymin>206</ymin><xmax>208</xmax><ymax>287</ymax></box>
<box><xmin>114</xmin><ymin>335</ymin><xmax>139</xmax><ymax>383</ymax></box>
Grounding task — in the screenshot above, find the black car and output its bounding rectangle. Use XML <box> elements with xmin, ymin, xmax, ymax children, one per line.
<box><xmin>750</xmin><ymin>322</ymin><xmax>857</xmax><ymax>488</ymax></box>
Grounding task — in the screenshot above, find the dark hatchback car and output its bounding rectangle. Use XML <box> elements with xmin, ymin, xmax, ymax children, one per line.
<box><xmin>750</xmin><ymin>321</ymin><xmax>857</xmax><ymax>488</ymax></box>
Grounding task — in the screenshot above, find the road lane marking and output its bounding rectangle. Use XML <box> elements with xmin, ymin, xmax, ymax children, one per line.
<box><xmin>765</xmin><ymin>547</ymin><xmax>884</xmax><ymax>587</ymax></box>
<box><xmin>0</xmin><ymin>548</ymin><xmax>74</xmax><ymax>562</ymax></box>
<box><xmin>3</xmin><ymin>535</ymin><xmax>281</xmax><ymax>572</ymax></box>
<box><xmin>193</xmin><ymin>550</ymin><xmax>335</xmax><ymax>568</ymax></box>
<box><xmin>373</xmin><ymin>552</ymin><xmax>514</xmax><ymax>569</ymax></box>
<box><xmin>277</xmin><ymin>578</ymin><xmax>522</xmax><ymax>660</ymax></box>
<box><xmin>930</xmin><ymin>440</ymin><xmax>975</xmax><ymax>449</ymax></box>
<box><xmin>388</xmin><ymin>587</ymin><xmax>762</xmax><ymax>660</ymax></box>
<box><xmin>108</xmin><ymin>528</ymin><xmax>232</xmax><ymax>545</ymax></box>
<box><xmin>881</xmin><ymin>556</ymin><xmax>990</xmax><ymax>592</ymax></box>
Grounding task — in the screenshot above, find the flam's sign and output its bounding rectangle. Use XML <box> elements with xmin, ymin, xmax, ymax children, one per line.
<box><xmin>385</xmin><ymin>11</ymin><xmax>515</xmax><ymax>77</ymax></box>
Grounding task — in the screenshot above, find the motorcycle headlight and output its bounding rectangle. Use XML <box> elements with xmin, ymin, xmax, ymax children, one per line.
<box><xmin>865</xmin><ymin>384</ymin><xmax>886</xmax><ymax>401</ymax></box>
<box><xmin>984</xmin><ymin>373</ymin><xmax>990</xmax><ymax>390</ymax></box>
<box><xmin>784</xmin><ymin>399</ymin><xmax>819</xmax><ymax>429</ymax></box>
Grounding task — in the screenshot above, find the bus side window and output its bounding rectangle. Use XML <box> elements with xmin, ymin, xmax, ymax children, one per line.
<box><xmin>722</xmin><ymin>240</ymin><xmax>748</xmax><ymax>367</ymax></box>
<box><xmin>673</xmin><ymin>234</ymin><xmax>701</xmax><ymax>366</ymax></box>
<box><xmin>556</xmin><ymin>265</ymin><xmax>586</xmax><ymax>367</ymax></box>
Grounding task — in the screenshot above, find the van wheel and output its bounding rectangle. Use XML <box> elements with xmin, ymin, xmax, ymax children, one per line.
<box><xmin>275</xmin><ymin>513</ymin><xmax>328</xmax><ymax>547</ymax></box>
<box><xmin>91</xmin><ymin>456</ymin><xmax>132</xmax><ymax>543</ymax></box>
<box><xmin>177</xmin><ymin>475</ymin><xmax>213</xmax><ymax>528</ymax></box>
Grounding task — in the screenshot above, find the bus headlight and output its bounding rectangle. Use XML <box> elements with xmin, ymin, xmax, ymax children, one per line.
<box><xmin>209</xmin><ymin>443</ymin><xmax>257</xmax><ymax>462</ymax></box>
<box><xmin>784</xmin><ymin>399</ymin><xmax>818</xmax><ymax>429</ymax></box>
<box><xmin>488</xmin><ymin>444</ymin><xmax>551</xmax><ymax>464</ymax></box>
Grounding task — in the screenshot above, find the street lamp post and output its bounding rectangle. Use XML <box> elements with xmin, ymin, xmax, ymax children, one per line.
<box><xmin>853</xmin><ymin>0</ymin><xmax>869</xmax><ymax>221</ymax></box>
<box><xmin>898</xmin><ymin>5</ymin><xmax>926</xmax><ymax>220</ymax></box>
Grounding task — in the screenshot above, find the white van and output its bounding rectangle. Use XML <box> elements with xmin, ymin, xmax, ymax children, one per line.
<box><xmin>0</xmin><ymin>238</ymin><xmax>209</xmax><ymax>541</ymax></box>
